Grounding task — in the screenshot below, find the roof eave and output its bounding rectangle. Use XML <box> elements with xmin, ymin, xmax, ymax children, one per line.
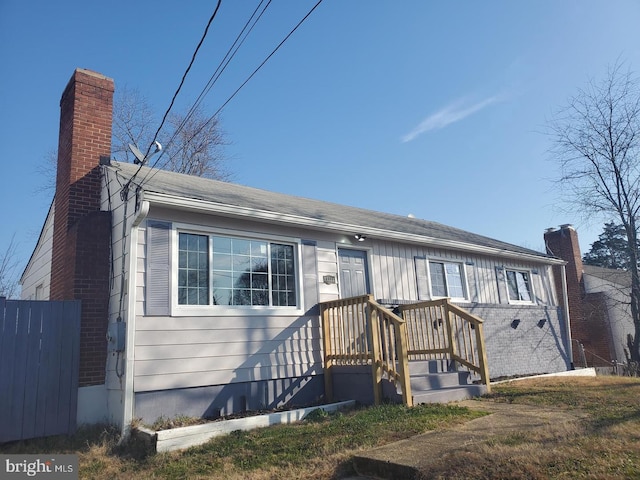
<box><xmin>143</xmin><ymin>191</ymin><xmax>564</xmax><ymax>265</ymax></box>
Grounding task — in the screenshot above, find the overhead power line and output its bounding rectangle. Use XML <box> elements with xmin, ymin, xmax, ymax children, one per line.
<box><xmin>123</xmin><ymin>0</ymin><xmax>223</xmax><ymax>193</ymax></box>
<box><xmin>146</xmin><ymin>0</ymin><xmax>223</xmax><ymax>159</ymax></box>
<box><xmin>139</xmin><ymin>0</ymin><xmax>324</xmax><ymax>187</ymax></box>
<box><xmin>147</xmin><ymin>0</ymin><xmax>273</xmax><ymax>176</ymax></box>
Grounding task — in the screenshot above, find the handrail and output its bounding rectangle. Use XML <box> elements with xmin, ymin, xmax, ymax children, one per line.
<box><xmin>320</xmin><ymin>295</ymin><xmax>413</xmax><ymax>406</ymax></box>
<box><xmin>367</xmin><ymin>298</ymin><xmax>413</xmax><ymax>406</ymax></box>
<box><xmin>399</xmin><ymin>298</ymin><xmax>491</xmax><ymax>393</ymax></box>
<box><xmin>320</xmin><ymin>295</ymin><xmax>491</xmax><ymax>406</ymax></box>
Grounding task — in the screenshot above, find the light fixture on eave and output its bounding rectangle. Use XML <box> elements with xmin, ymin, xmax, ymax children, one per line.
<box><xmin>354</xmin><ymin>234</ymin><xmax>366</xmax><ymax>242</ymax></box>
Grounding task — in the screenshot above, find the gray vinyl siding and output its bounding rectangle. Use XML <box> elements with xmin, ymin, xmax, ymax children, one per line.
<box><xmin>316</xmin><ymin>241</ymin><xmax>339</xmax><ymax>300</ymax></box>
<box><xmin>301</xmin><ymin>240</ymin><xmax>320</xmax><ymax>314</ymax></box>
<box><xmin>101</xmin><ymin>169</ymin><xmax>141</xmax><ymax>397</ymax></box>
<box><xmin>134</xmin><ymin>213</ymin><xmax>324</xmax><ymax>394</ymax></box>
<box><xmin>131</xmin><ymin>206</ymin><xmax>559</xmax><ymax>394</ymax></box>
<box><xmin>362</xmin><ymin>240</ymin><xmax>557</xmax><ymax>307</ymax></box>
<box><xmin>134</xmin><ymin>315</ymin><xmax>321</xmax><ymax>392</ymax></box>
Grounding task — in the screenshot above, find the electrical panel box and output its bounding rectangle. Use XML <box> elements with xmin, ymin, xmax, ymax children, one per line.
<box><xmin>107</xmin><ymin>322</ymin><xmax>126</xmax><ymax>352</ymax></box>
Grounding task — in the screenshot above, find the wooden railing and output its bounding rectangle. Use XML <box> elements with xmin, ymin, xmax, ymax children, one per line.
<box><xmin>320</xmin><ymin>295</ymin><xmax>413</xmax><ymax>406</ymax></box>
<box><xmin>320</xmin><ymin>296</ymin><xmax>490</xmax><ymax>407</ymax></box>
<box><xmin>399</xmin><ymin>299</ymin><xmax>491</xmax><ymax>392</ymax></box>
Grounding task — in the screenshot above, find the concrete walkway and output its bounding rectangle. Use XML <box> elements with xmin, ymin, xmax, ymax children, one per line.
<box><xmin>348</xmin><ymin>399</ymin><xmax>584</xmax><ymax>479</ymax></box>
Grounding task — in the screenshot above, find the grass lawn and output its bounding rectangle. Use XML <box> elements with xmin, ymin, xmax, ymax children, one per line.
<box><xmin>1</xmin><ymin>375</ymin><xmax>639</xmax><ymax>479</ymax></box>
<box><xmin>419</xmin><ymin>375</ymin><xmax>640</xmax><ymax>480</ymax></box>
<box><xmin>0</xmin><ymin>402</ymin><xmax>484</xmax><ymax>479</ymax></box>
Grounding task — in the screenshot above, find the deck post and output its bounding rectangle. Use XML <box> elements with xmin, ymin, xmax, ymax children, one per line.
<box><xmin>444</xmin><ymin>300</ymin><xmax>458</xmax><ymax>365</ymax></box>
<box><xmin>394</xmin><ymin>321</ymin><xmax>413</xmax><ymax>407</ymax></box>
<box><xmin>367</xmin><ymin>299</ymin><xmax>383</xmax><ymax>405</ymax></box>
<box><xmin>474</xmin><ymin>321</ymin><xmax>491</xmax><ymax>393</ymax></box>
<box><xmin>321</xmin><ymin>304</ymin><xmax>334</xmax><ymax>403</ymax></box>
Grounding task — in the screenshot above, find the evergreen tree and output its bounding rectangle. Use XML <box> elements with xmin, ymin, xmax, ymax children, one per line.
<box><xmin>583</xmin><ymin>222</ymin><xmax>631</xmax><ymax>270</ymax></box>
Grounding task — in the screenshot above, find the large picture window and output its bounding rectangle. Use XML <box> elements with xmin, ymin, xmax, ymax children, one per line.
<box><xmin>178</xmin><ymin>232</ymin><xmax>298</xmax><ymax>308</ymax></box>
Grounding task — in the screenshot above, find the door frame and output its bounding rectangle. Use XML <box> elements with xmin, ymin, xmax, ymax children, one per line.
<box><xmin>337</xmin><ymin>247</ymin><xmax>372</xmax><ymax>298</ymax></box>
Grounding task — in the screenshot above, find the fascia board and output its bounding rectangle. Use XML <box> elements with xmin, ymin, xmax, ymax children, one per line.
<box><xmin>142</xmin><ymin>191</ymin><xmax>565</xmax><ymax>266</ymax></box>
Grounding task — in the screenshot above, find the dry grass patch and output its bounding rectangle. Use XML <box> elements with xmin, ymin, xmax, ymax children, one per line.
<box><xmin>3</xmin><ymin>377</ymin><xmax>638</xmax><ymax>479</ymax></box>
<box><xmin>0</xmin><ymin>403</ymin><xmax>482</xmax><ymax>480</ymax></box>
<box><xmin>417</xmin><ymin>376</ymin><xmax>640</xmax><ymax>480</ymax></box>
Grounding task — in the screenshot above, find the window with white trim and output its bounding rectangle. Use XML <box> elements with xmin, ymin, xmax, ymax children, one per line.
<box><xmin>505</xmin><ymin>269</ymin><xmax>533</xmax><ymax>303</ymax></box>
<box><xmin>429</xmin><ymin>260</ymin><xmax>467</xmax><ymax>299</ymax></box>
<box><xmin>178</xmin><ymin>232</ymin><xmax>298</xmax><ymax>307</ymax></box>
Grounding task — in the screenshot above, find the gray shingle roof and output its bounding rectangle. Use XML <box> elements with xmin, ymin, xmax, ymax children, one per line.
<box><xmin>108</xmin><ymin>161</ymin><xmax>556</xmax><ymax>262</ymax></box>
<box><xmin>583</xmin><ymin>265</ymin><xmax>631</xmax><ymax>288</ymax></box>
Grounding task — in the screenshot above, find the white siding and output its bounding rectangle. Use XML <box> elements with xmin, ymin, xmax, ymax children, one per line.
<box><xmin>20</xmin><ymin>202</ymin><xmax>54</xmax><ymax>300</ymax></box>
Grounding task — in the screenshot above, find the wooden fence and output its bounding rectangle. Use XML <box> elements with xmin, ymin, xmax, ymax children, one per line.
<box><xmin>0</xmin><ymin>298</ymin><xmax>81</xmax><ymax>443</ymax></box>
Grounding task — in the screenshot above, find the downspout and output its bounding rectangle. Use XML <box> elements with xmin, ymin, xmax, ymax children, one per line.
<box><xmin>121</xmin><ymin>199</ymin><xmax>150</xmax><ymax>438</ymax></box>
<box><xmin>560</xmin><ymin>264</ymin><xmax>574</xmax><ymax>369</ymax></box>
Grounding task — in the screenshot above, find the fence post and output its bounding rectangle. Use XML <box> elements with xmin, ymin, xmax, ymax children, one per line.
<box><xmin>367</xmin><ymin>301</ymin><xmax>383</xmax><ymax>405</ymax></box>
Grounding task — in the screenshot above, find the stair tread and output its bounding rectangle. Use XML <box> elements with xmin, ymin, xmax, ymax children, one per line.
<box><xmin>412</xmin><ymin>384</ymin><xmax>487</xmax><ymax>404</ymax></box>
<box><xmin>412</xmin><ymin>384</ymin><xmax>482</xmax><ymax>393</ymax></box>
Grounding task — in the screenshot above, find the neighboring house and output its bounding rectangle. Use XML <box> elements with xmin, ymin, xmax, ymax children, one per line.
<box><xmin>21</xmin><ymin>68</ymin><xmax>572</xmax><ymax>433</ymax></box>
<box><xmin>545</xmin><ymin>225</ymin><xmax>634</xmax><ymax>369</ymax></box>
<box><xmin>583</xmin><ymin>265</ymin><xmax>634</xmax><ymax>365</ymax></box>
<box><xmin>544</xmin><ymin>225</ymin><xmax>636</xmax><ymax>368</ymax></box>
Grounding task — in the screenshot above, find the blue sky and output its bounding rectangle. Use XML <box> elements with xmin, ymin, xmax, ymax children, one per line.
<box><xmin>1</xmin><ymin>1</ymin><xmax>640</xmax><ymax>282</ymax></box>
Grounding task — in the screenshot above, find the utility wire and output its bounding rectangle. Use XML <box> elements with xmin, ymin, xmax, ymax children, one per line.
<box><xmin>182</xmin><ymin>0</ymin><xmax>272</xmax><ymax>132</ymax></box>
<box><xmin>145</xmin><ymin>0</ymin><xmax>223</xmax><ymax>158</ymax></box>
<box><xmin>123</xmin><ymin>0</ymin><xmax>223</xmax><ymax>193</ymax></box>
<box><xmin>144</xmin><ymin>0</ymin><xmax>272</xmax><ymax>177</ymax></box>
<box><xmin>138</xmin><ymin>0</ymin><xmax>324</xmax><ymax>188</ymax></box>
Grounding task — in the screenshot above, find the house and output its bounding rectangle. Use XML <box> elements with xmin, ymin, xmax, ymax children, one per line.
<box><xmin>21</xmin><ymin>68</ymin><xmax>572</xmax><ymax>433</ymax></box>
<box><xmin>545</xmin><ymin>225</ymin><xmax>636</xmax><ymax>368</ymax></box>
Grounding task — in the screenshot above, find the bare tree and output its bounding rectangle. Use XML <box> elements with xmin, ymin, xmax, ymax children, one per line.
<box><xmin>111</xmin><ymin>86</ymin><xmax>157</xmax><ymax>165</ymax></box>
<box><xmin>0</xmin><ymin>236</ymin><xmax>20</xmax><ymax>299</ymax></box>
<box><xmin>38</xmin><ymin>87</ymin><xmax>230</xmax><ymax>194</ymax></box>
<box><xmin>160</xmin><ymin>107</ymin><xmax>230</xmax><ymax>180</ymax></box>
<box><xmin>550</xmin><ymin>63</ymin><xmax>640</xmax><ymax>364</ymax></box>
<box><xmin>112</xmin><ymin>88</ymin><xmax>230</xmax><ymax>180</ymax></box>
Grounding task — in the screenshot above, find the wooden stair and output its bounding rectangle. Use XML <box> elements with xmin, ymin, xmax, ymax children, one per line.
<box><xmin>385</xmin><ymin>360</ymin><xmax>487</xmax><ymax>404</ymax></box>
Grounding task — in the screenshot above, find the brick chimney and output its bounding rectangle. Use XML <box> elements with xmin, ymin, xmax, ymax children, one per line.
<box><xmin>545</xmin><ymin>224</ymin><xmax>585</xmax><ymax>325</ymax></box>
<box><xmin>544</xmin><ymin>224</ymin><xmax>613</xmax><ymax>366</ymax></box>
<box><xmin>50</xmin><ymin>69</ymin><xmax>113</xmax><ymax>386</ymax></box>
